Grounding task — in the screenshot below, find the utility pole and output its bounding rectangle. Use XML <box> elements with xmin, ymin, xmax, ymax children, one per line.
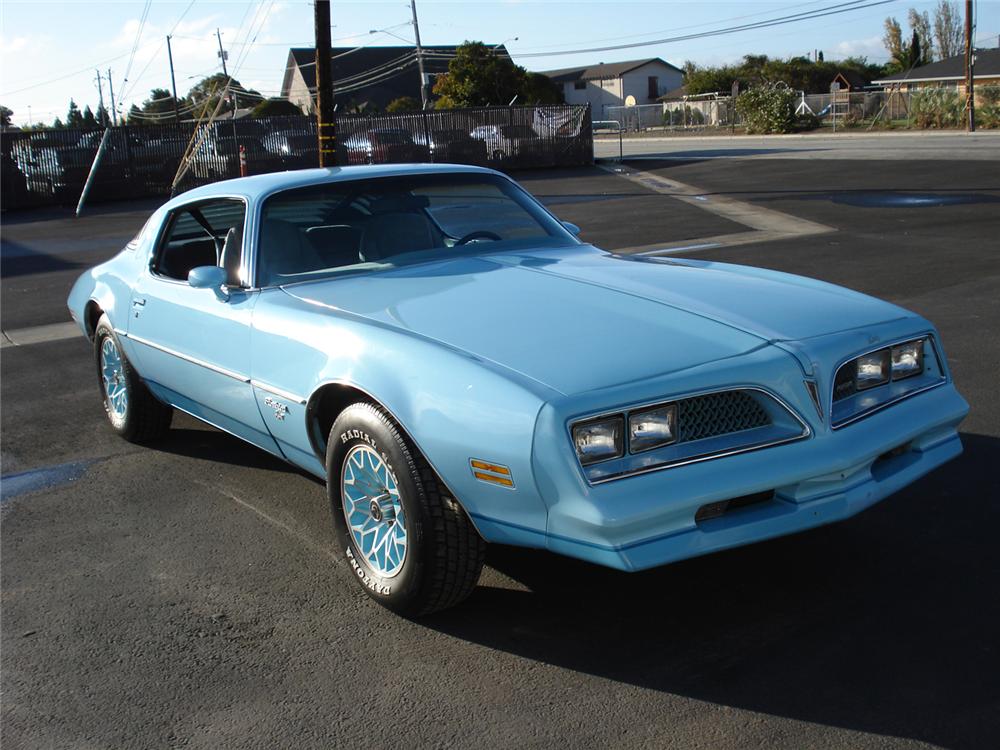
<box><xmin>410</xmin><ymin>0</ymin><xmax>428</xmax><ymax>109</ymax></box>
<box><xmin>965</xmin><ymin>0</ymin><xmax>975</xmax><ymax>132</ymax></box>
<box><xmin>95</xmin><ymin>69</ymin><xmax>106</xmax><ymax>126</ymax></box>
<box><xmin>166</xmin><ymin>36</ymin><xmax>180</xmax><ymax>123</ymax></box>
<box><xmin>216</xmin><ymin>28</ymin><xmax>236</xmax><ymax>113</ymax></box>
<box><xmin>107</xmin><ymin>68</ymin><xmax>118</xmax><ymax>126</ymax></box>
<box><xmin>314</xmin><ymin>0</ymin><xmax>336</xmax><ymax>166</ymax></box>
<box><xmin>216</xmin><ymin>28</ymin><xmax>229</xmax><ymax>77</ymax></box>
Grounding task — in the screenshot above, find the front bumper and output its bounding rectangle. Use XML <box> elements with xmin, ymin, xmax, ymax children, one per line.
<box><xmin>537</xmin><ymin>382</ymin><xmax>967</xmax><ymax>571</ymax></box>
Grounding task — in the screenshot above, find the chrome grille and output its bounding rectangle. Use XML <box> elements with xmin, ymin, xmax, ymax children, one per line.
<box><xmin>677</xmin><ymin>390</ymin><xmax>771</xmax><ymax>443</ymax></box>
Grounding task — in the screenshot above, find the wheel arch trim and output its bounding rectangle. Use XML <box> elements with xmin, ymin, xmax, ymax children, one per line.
<box><xmin>305</xmin><ymin>379</ymin><xmax>486</xmax><ymax>537</ymax></box>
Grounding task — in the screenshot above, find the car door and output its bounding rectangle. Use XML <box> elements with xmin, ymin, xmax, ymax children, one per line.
<box><xmin>126</xmin><ymin>196</ymin><xmax>279</xmax><ymax>453</ymax></box>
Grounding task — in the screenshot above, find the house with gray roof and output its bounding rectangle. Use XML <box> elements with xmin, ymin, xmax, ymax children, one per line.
<box><xmin>540</xmin><ymin>58</ymin><xmax>683</xmax><ymax>116</ymax></box>
<box><xmin>873</xmin><ymin>48</ymin><xmax>1000</xmax><ymax>92</ymax></box>
<box><xmin>281</xmin><ymin>45</ymin><xmax>509</xmax><ymax>113</ymax></box>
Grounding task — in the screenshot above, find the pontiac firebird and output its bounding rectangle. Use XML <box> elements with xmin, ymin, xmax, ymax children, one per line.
<box><xmin>68</xmin><ymin>164</ymin><xmax>969</xmax><ymax>615</ymax></box>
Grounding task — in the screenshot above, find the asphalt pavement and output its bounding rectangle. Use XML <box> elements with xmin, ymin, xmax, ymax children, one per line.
<box><xmin>2</xmin><ymin>149</ymin><xmax>998</xmax><ymax>749</ymax></box>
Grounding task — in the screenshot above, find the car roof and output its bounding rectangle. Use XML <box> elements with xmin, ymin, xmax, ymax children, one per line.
<box><xmin>167</xmin><ymin>163</ymin><xmax>499</xmax><ymax>207</ymax></box>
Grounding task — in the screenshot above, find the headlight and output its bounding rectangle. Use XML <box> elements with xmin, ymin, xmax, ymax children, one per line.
<box><xmin>628</xmin><ymin>404</ymin><xmax>677</xmax><ymax>453</ymax></box>
<box><xmin>856</xmin><ymin>349</ymin><xmax>890</xmax><ymax>390</ymax></box>
<box><xmin>572</xmin><ymin>416</ymin><xmax>624</xmax><ymax>465</ymax></box>
<box><xmin>891</xmin><ymin>339</ymin><xmax>924</xmax><ymax>380</ymax></box>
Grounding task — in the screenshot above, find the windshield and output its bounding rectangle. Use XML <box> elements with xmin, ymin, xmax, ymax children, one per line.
<box><xmin>256</xmin><ymin>172</ymin><xmax>578</xmax><ymax>287</ymax></box>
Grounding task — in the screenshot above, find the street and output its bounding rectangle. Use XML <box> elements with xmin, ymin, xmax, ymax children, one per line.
<box><xmin>3</xmin><ymin>140</ymin><xmax>999</xmax><ymax>748</ymax></box>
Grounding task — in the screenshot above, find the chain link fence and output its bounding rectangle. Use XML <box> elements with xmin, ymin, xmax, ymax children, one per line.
<box><xmin>1</xmin><ymin>105</ymin><xmax>592</xmax><ymax>211</ymax></box>
<box><xmin>601</xmin><ymin>87</ymin><xmax>1000</xmax><ymax>133</ymax></box>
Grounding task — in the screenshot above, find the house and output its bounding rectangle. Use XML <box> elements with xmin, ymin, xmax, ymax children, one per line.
<box><xmin>873</xmin><ymin>47</ymin><xmax>1000</xmax><ymax>92</ymax></box>
<box><xmin>281</xmin><ymin>45</ymin><xmax>508</xmax><ymax>112</ymax></box>
<box><xmin>539</xmin><ymin>58</ymin><xmax>683</xmax><ymax>116</ymax></box>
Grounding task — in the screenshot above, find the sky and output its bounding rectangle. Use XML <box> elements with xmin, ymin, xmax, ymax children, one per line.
<box><xmin>2</xmin><ymin>0</ymin><xmax>999</xmax><ymax>127</ymax></box>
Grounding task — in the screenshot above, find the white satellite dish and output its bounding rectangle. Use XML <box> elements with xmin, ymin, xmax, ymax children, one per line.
<box><xmin>625</xmin><ymin>95</ymin><xmax>636</xmax><ymax>107</ymax></box>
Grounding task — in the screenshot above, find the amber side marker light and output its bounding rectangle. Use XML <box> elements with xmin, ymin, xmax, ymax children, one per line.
<box><xmin>470</xmin><ymin>459</ymin><xmax>515</xmax><ymax>488</ymax></box>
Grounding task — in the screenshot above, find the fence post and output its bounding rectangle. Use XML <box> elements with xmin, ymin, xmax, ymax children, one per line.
<box><xmin>76</xmin><ymin>128</ymin><xmax>112</xmax><ymax>217</ymax></box>
<box><xmin>421</xmin><ymin>109</ymin><xmax>432</xmax><ymax>162</ymax></box>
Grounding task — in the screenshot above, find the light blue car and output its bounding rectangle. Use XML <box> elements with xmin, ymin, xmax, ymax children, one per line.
<box><xmin>68</xmin><ymin>164</ymin><xmax>969</xmax><ymax>615</ymax></box>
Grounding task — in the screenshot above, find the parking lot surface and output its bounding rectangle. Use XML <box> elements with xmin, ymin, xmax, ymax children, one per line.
<box><xmin>2</xmin><ymin>150</ymin><xmax>998</xmax><ymax>748</ymax></box>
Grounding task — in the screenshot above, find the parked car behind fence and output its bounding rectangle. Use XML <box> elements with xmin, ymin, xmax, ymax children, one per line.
<box><xmin>0</xmin><ymin>105</ymin><xmax>592</xmax><ymax>210</ymax></box>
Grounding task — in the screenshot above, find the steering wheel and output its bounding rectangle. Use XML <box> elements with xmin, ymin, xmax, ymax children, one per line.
<box><xmin>455</xmin><ymin>230</ymin><xmax>503</xmax><ymax>246</ymax></box>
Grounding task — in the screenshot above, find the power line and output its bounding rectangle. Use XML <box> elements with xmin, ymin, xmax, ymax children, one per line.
<box><xmin>0</xmin><ymin>53</ymin><xmax>130</xmax><ymax>97</ymax></box>
<box><xmin>119</xmin><ymin>0</ymin><xmax>154</xmax><ymax>99</ymax></box>
<box><xmin>517</xmin><ymin>0</ymin><xmax>836</xmax><ymax>54</ymax></box>
<box><xmin>515</xmin><ymin>0</ymin><xmax>898</xmax><ymax>58</ymax></box>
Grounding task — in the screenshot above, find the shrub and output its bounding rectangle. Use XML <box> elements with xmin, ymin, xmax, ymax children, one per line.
<box><xmin>793</xmin><ymin>112</ymin><xmax>820</xmax><ymax>131</ymax></box>
<box><xmin>978</xmin><ymin>85</ymin><xmax>1000</xmax><ymax>106</ymax></box>
<box><xmin>735</xmin><ymin>84</ymin><xmax>796</xmax><ymax>134</ymax></box>
<box><xmin>909</xmin><ymin>89</ymin><xmax>962</xmax><ymax>128</ymax></box>
<box><xmin>386</xmin><ymin>96</ymin><xmax>421</xmax><ymax>113</ymax></box>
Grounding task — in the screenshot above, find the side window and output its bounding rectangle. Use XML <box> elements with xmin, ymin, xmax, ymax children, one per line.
<box><xmin>152</xmin><ymin>199</ymin><xmax>246</xmax><ymax>282</ymax></box>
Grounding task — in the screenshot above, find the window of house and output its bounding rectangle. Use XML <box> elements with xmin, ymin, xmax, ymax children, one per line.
<box><xmin>574</xmin><ymin>80</ymin><xmax>586</xmax><ymax>90</ymax></box>
<box><xmin>648</xmin><ymin>76</ymin><xmax>659</xmax><ymax>99</ymax></box>
<box><xmin>153</xmin><ymin>199</ymin><xmax>246</xmax><ymax>282</ymax></box>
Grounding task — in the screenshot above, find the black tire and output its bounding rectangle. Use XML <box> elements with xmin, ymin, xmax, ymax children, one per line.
<box><xmin>93</xmin><ymin>314</ymin><xmax>172</xmax><ymax>443</ymax></box>
<box><xmin>326</xmin><ymin>402</ymin><xmax>485</xmax><ymax>616</ymax></box>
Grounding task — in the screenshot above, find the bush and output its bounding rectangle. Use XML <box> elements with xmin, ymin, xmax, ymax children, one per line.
<box><xmin>793</xmin><ymin>112</ymin><xmax>820</xmax><ymax>131</ymax></box>
<box><xmin>978</xmin><ymin>85</ymin><xmax>1000</xmax><ymax>106</ymax></box>
<box><xmin>909</xmin><ymin>89</ymin><xmax>962</xmax><ymax>128</ymax></box>
<box><xmin>386</xmin><ymin>96</ymin><xmax>421</xmax><ymax>113</ymax></box>
<box><xmin>735</xmin><ymin>84</ymin><xmax>796</xmax><ymax>134</ymax></box>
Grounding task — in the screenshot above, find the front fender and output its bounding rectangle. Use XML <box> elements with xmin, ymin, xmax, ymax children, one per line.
<box><xmin>249</xmin><ymin>288</ymin><xmax>555</xmax><ymax>543</ymax></box>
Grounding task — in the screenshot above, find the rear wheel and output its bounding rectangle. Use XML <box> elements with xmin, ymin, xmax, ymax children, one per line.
<box><xmin>94</xmin><ymin>314</ymin><xmax>172</xmax><ymax>443</ymax></box>
<box><xmin>327</xmin><ymin>402</ymin><xmax>484</xmax><ymax>616</ymax></box>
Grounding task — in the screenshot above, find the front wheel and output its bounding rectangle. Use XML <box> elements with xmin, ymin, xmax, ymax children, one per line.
<box><xmin>94</xmin><ymin>314</ymin><xmax>172</xmax><ymax>443</ymax></box>
<box><xmin>326</xmin><ymin>402</ymin><xmax>484</xmax><ymax>616</ymax></box>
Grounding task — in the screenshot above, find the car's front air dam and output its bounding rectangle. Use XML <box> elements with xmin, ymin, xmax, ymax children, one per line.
<box><xmin>541</xmin><ymin>383</ymin><xmax>969</xmax><ymax>572</ymax></box>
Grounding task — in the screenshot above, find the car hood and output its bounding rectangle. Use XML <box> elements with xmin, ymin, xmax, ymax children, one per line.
<box><xmin>281</xmin><ymin>245</ymin><xmax>910</xmax><ymax>396</ymax></box>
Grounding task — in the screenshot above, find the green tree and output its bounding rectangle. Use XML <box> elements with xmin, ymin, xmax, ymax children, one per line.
<box><xmin>386</xmin><ymin>96</ymin><xmax>421</xmax><ymax>113</ymax></box>
<box><xmin>249</xmin><ymin>98</ymin><xmax>304</xmax><ymax>117</ymax></box>
<box><xmin>907</xmin><ymin>8</ymin><xmax>934</xmax><ymax>63</ymax></box>
<box><xmin>521</xmin><ymin>72</ymin><xmax>563</xmax><ymax>105</ymax></box>
<box><xmin>82</xmin><ymin>105</ymin><xmax>98</xmax><ymax>128</ymax></box>
<box><xmin>66</xmin><ymin>99</ymin><xmax>84</xmax><ymax>127</ymax></box>
<box><xmin>127</xmin><ymin>104</ymin><xmax>145</xmax><ymax>125</ymax></box>
<box><xmin>431</xmin><ymin>41</ymin><xmax>561</xmax><ymax>108</ymax></box>
<box><xmin>883</xmin><ymin>17</ymin><xmax>905</xmax><ymax>66</ymax></box>
<box><xmin>683</xmin><ymin>55</ymin><xmax>881</xmax><ymax>96</ymax></box>
<box><xmin>133</xmin><ymin>87</ymin><xmax>183</xmax><ymax>123</ymax></box>
<box><xmin>96</xmin><ymin>104</ymin><xmax>111</xmax><ymax>127</ymax></box>
<box><xmin>185</xmin><ymin>74</ymin><xmax>260</xmax><ymax>119</ymax></box>
<box><xmin>52</xmin><ymin>116</ymin><xmax>64</xmax><ymax>129</ymax></box>
<box><xmin>933</xmin><ymin>0</ymin><xmax>963</xmax><ymax>59</ymax></box>
<box><xmin>0</xmin><ymin>104</ymin><xmax>11</xmax><ymax>128</ymax></box>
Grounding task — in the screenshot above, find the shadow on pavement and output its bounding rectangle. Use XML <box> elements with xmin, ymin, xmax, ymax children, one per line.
<box><xmin>150</xmin><ymin>427</ymin><xmax>300</xmax><ymax>476</ymax></box>
<box><xmin>0</xmin><ymin>240</ymin><xmax>85</xmax><ymax>277</ymax></box>
<box><xmin>424</xmin><ymin>431</ymin><xmax>1000</xmax><ymax>749</ymax></box>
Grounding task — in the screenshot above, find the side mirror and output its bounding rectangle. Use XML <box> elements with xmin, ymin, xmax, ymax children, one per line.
<box><xmin>562</xmin><ymin>221</ymin><xmax>581</xmax><ymax>236</ymax></box>
<box><xmin>188</xmin><ymin>265</ymin><xmax>229</xmax><ymax>300</ymax></box>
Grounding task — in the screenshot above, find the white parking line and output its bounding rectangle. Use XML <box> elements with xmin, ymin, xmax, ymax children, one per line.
<box><xmin>599</xmin><ymin>163</ymin><xmax>835</xmax><ymax>254</ymax></box>
<box><xmin>1</xmin><ymin>322</ymin><xmax>81</xmax><ymax>348</ymax></box>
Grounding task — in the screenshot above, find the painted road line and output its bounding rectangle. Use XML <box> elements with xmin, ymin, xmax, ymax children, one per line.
<box><xmin>599</xmin><ymin>163</ymin><xmax>834</xmax><ymax>248</ymax></box>
<box><xmin>1</xmin><ymin>321</ymin><xmax>81</xmax><ymax>348</ymax></box>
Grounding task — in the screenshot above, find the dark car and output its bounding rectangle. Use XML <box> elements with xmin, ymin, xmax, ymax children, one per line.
<box><xmin>341</xmin><ymin>129</ymin><xmax>431</xmax><ymax>165</ymax></box>
<box><xmin>412</xmin><ymin>129</ymin><xmax>489</xmax><ymax>164</ymax></box>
